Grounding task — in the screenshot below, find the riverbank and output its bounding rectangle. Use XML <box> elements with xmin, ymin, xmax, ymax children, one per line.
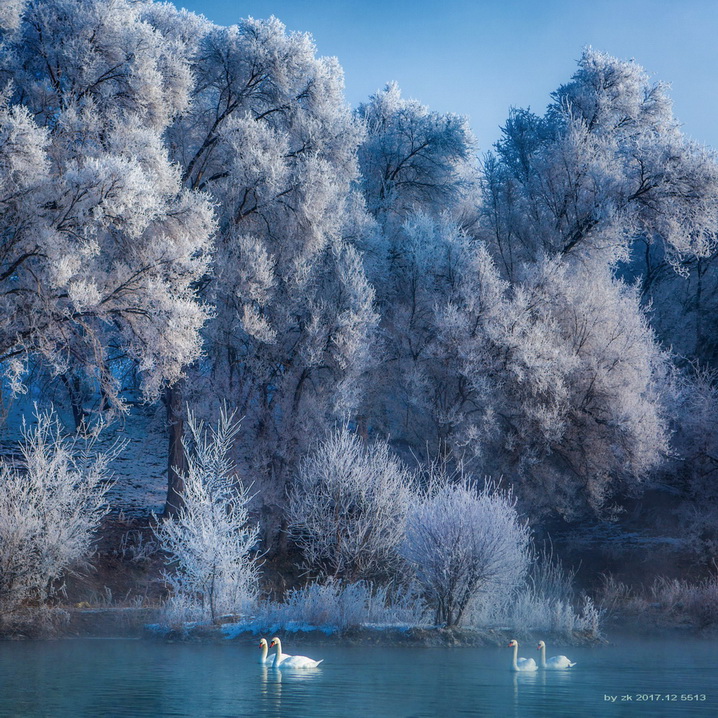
<box><xmin>4</xmin><ymin>604</ymin><xmax>717</xmax><ymax>645</ymax></box>
<box><xmin>3</xmin><ymin>513</ymin><xmax>716</xmax><ymax>644</ymax></box>
<box><xmin>1</xmin><ymin>605</ymin><xmax>600</xmax><ymax>644</ymax></box>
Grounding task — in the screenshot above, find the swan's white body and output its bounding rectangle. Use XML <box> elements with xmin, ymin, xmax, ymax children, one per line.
<box><xmin>508</xmin><ymin>639</ymin><xmax>538</xmax><ymax>672</ymax></box>
<box><xmin>258</xmin><ymin>638</ymin><xmax>281</xmax><ymax>666</ymax></box>
<box><xmin>270</xmin><ymin>637</ymin><xmax>323</xmax><ymax>669</ymax></box>
<box><xmin>537</xmin><ymin>641</ymin><xmax>575</xmax><ymax>669</ymax></box>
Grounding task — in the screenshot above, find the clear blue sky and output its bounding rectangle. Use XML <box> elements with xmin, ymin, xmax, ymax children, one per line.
<box><xmin>172</xmin><ymin>0</ymin><xmax>718</xmax><ymax>151</ymax></box>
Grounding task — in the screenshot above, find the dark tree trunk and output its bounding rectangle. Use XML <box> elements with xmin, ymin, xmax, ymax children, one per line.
<box><xmin>163</xmin><ymin>381</ymin><xmax>187</xmax><ymax>518</ymax></box>
<box><xmin>61</xmin><ymin>374</ymin><xmax>87</xmax><ymax>431</ymax></box>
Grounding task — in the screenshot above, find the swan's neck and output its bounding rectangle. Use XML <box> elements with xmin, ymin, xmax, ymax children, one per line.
<box><xmin>539</xmin><ymin>644</ymin><xmax>546</xmax><ymax>668</ymax></box>
<box><xmin>272</xmin><ymin>639</ymin><xmax>282</xmax><ymax>668</ymax></box>
<box><xmin>260</xmin><ymin>643</ymin><xmax>267</xmax><ymax>663</ymax></box>
<box><xmin>512</xmin><ymin>643</ymin><xmax>518</xmax><ymax>670</ymax></box>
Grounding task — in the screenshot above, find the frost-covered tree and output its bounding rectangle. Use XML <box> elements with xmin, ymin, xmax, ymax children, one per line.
<box><xmin>402</xmin><ymin>473</ymin><xmax>531</xmax><ymax>627</ymax></box>
<box><xmin>359</xmin><ymin>213</ymin><xmax>475</xmax><ymax>456</ymax></box>
<box><xmin>0</xmin><ymin>0</ymin><xmax>214</xmax><ymax>414</ymax></box>
<box><xmin>628</xmin><ymin>248</ymin><xmax>718</xmax><ymax>371</ymax></box>
<box><xmin>357</xmin><ymin>82</ymin><xmax>478</xmax><ymax>230</ymax></box>
<box><xmin>435</xmin><ymin>247</ymin><xmax>669</xmax><ymax>517</ymax></box>
<box><xmin>145</xmin><ymin>10</ymin><xmax>378</xmax><ymax>523</ymax></box>
<box><xmin>519</xmin><ymin>50</ymin><xmax>718</xmax><ymax>384</ymax></box>
<box><xmin>153</xmin><ymin>408</ymin><xmax>260</xmax><ymax>623</ymax></box>
<box><xmin>469</xmin><ymin>49</ymin><xmax>718</xmax><ymax>517</ymax></box>
<box><xmin>483</xmin><ymin>49</ymin><xmax>718</xmax><ymax>278</ymax></box>
<box><xmin>346</xmin><ymin>206</ymin><xmax>669</xmax><ymax>517</ymax></box>
<box><xmin>354</xmin><ymin>85</ymin><xmax>478</xmax><ymax>450</ymax></box>
<box><xmin>0</xmin><ymin>407</ymin><xmax>115</xmax><ymax>613</ymax></box>
<box><xmin>287</xmin><ymin>426</ymin><xmax>415</xmax><ymax>581</ymax></box>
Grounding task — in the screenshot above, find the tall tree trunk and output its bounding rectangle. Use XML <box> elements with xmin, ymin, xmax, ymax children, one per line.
<box><xmin>163</xmin><ymin>381</ymin><xmax>187</xmax><ymax>518</ymax></box>
<box><xmin>60</xmin><ymin>374</ymin><xmax>87</xmax><ymax>431</ymax></box>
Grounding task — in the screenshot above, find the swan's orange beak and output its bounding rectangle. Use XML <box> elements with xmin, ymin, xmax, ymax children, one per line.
<box><xmin>270</xmin><ymin>640</ymin><xmax>276</xmax><ymax>647</ymax></box>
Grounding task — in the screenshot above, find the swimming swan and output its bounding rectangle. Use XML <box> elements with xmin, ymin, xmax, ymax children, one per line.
<box><xmin>258</xmin><ymin>638</ymin><xmax>281</xmax><ymax>665</ymax></box>
<box><xmin>537</xmin><ymin>640</ymin><xmax>576</xmax><ymax>669</ymax></box>
<box><xmin>508</xmin><ymin>639</ymin><xmax>538</xmax><ymax>672</ymax></box>
<box><xmin>270</xmin><ymin>637</ymin><xmax>323</xmax><ymax>668</ymax></box>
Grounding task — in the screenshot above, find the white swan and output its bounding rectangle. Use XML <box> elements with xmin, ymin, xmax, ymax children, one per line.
<box><xmin>270</xmin><ymin>637</ymin><xmax>323</xmax><ymax>668</ymax></box>
<box><xmin>537</xmin><ymin>640</ymin><xmax>576</xmax><ymax>669</ymax></box>
<box><xmin>508</xmin><ymin>639</ymin><xmax>538</xmax><ymax>672</ymax></box>
<box><xmin>258</xmin><ymin>638</ymin><xmax>280</xmax><ymax>666</ymax></box>
<box><xmin>264</xmin><ymin>637</ymin><xmax>290</xmax><ymax>666</ymax></box>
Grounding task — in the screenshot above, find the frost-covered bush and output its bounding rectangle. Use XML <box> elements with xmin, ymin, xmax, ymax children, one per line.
<box><xmin>468</xmin><ymin>548</ymin><xmax>602</xmax><ymax>636</ymax></box>
<box><xmin>154</xmin><ymin>408</ymin><xmax>260</xmax><ymax>623</ymax></box>
<box><xmin>254</xmin><ymin>578</ymin><xmax>427</xmax><ymax>632</ymax></box>
<box><xmin>596</xmin><ymin>574</ymin><xmax>640</xmax><ymax>618</ymax></box>
<box><xmin>651</xmin><ymin>575</ymin><xmax>718</xmax><ymax>627</ymax></box>
<box><xmin>527</xmin><ymin>544</ymin><xmax>578</xmax><ymax>604</ymax></box>
<box><xmin>0</xmin><ymin>407</ymin><xmax>115</xmax><ymax>613</ymax></box>
<box><xmin>287</xmin><ymin>427</ymin><xmax>415</xmax><ymax>581</ymax></box>
<box><xmin>402</xmin><ymin>474</ymin><xmax>531</xmax><ymax>627</ymax></box>
<box><xmin>493</xmin><ymin>590</ymin><xmax>602</xmax><ymax>637</ymax></box>
<box><xmin>596</xmin><ymin>573</ymin><xmax>718</xmax><ymax>629</ymax></box>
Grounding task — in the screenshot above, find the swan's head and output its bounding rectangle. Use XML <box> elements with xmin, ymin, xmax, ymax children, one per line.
<box><xmin>259</xmin><ymin>638</ymin><xmax>268</xmax><ymax>649</ymax></box>
<box><xmin>269</xmin><ymin>637</ymin><xmax>280</xmax><ymax>648</ymax></box>
<box><xmin>508</xmin><ymin>639</ymin><xmax>518</xmax><ymax>648</ymax></box>
<box><xmin>537</xmin><ymin>640</ymin><xmax>546</xmax><ymax>650</ymax></box>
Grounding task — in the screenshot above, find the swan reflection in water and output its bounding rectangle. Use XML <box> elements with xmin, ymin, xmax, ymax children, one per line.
<box><xmin>511</xmin><ymin>659</ymin><xmax>576</xmax><ymax>716</ymax></box>
<box><xmin>511</xmin><ymin>665</ymin><xmax>540</xmax><ymax>713</ymax></box>
<box><xmin>260</xmin><ymin>665</ymin><xmax>281</xmax><ymax>711</ymax></box>
<box><xmin>260</xmin><ymin>658</ymin><xmax>322</xmax><ymax>714</ymax></box>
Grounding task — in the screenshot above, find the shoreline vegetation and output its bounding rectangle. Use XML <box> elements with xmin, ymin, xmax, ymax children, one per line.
<box><xmin>2</xmin><ymin>494</ymin><xmax>716</xmax><ymax>642</ymax></box>
<box><xmin>2</xmin><ymin>604</ymin><xmax>716</xmax><ymax>644</ymax></box>
<box><xmin>3</xmin><ymin>417</ymin><xmax>717</xmax><ymax>643</ymax></box>
<box><xmin>2</xmin><ymin>407</ymin><xmax>717</xmax><ymax>645</ymax></box>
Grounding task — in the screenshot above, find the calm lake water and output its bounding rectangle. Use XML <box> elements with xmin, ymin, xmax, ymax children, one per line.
<box><xmin>0</xmin><ymin>635</ymin><xmax>714</xmax><ymax>717</ymax></box>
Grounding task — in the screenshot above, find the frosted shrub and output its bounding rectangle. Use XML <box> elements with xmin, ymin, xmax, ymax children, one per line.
<box><xmin>470</xmin><ymin>547</ymin><xmax>603</xmax><ymax>637</ymax></box>
<box><xmin>154</xmin><ymin>408</ymin><xmax>261</xmax><ymax>624</ymax></box>
<box><xmin>577</xmin><ymin>596</ymin><xmax>602</xmax><ymax>635</ymax></box>
<box><xmin>402</xmin><ymin>474</ymin><xmax>531</xmax><ymax>627</ymax></box>
<box><xmin>503</xmin><ymin>544</ymin><xmax>578</xmax><ymax>632</ymax></box>
<box><xmin>470</xmin><ymin>587</ymin><xmax>603</xmax><ymax>637</ymax></box>
<box><xmin>0</xmin><ymin>407</ymin><xmax>115</xmax><ymax>612</ymax></box>
<box><xmin>161</xmin><ymin>593</ymin><xmax>205</xmax><ymax>628</ymax></box>
<box><xmin>505</xmin><ymin>590</ymin><xmax>576</xmax><ymax>635</ymax></box>
<box><xmin>257</xmin><ymin>578</ymin><xmax>427</xmax><ymax>631</ymax></box>
<box><xmin>651</xmin><ymin>574</ymin><xmax>718</xmax><ymax>627</ymax></box>
<box><xmin>597</xmin><ymin>574</ymin><xmax>641</xmax><ymax>618</ymax></box>
<box><xmin>287</xmin><ymin>427</ymin><xmax>415</xmax><ymax>581</ymax></box>
<box><xmin>528</xmin><ymin>545</ymin><xmax>578</xmax><ymax>604</ymax></box>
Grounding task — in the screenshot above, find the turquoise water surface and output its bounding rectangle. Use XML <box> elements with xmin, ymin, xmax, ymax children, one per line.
<box><xmin>0</xmin><ymin>635</ymin><xmax>714</xmax><ymax>717</ymax></box>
